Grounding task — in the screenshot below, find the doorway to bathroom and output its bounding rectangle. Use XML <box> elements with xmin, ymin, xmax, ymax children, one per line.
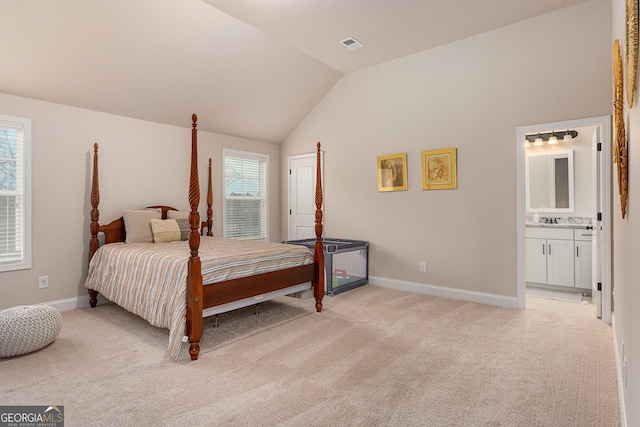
<box><xmin>516</xmin><ymin>116</ymin><xmax>612</xmax><ymax>324</ymax></box>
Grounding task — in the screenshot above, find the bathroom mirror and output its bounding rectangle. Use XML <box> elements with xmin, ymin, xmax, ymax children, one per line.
<box><xmin>525</xmin><ymin>149</ymin><xmax>574</xmax><ymax>212</ymax></box>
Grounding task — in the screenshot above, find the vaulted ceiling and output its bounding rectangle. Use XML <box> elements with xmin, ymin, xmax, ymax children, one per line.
<box><xmin>0</xmin><ymin>0</ymin><xmax>587</xmax><ymax>143</ymax></box>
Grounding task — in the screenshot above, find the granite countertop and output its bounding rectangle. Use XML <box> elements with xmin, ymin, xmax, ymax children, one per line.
<box><xmin>525</xmin><ymin>223</ymin><xmax>593</xmax><ymax>230</ymax></box>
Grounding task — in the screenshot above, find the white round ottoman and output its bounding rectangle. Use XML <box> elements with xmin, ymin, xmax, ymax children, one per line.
<box><xmin>0</xmin><ymin>305</ymin><xmax>62</xmax><ymax>358</ymax></box>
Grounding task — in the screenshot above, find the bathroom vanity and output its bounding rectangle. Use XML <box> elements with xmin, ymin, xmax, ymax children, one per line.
<box><xmin>525</xmin><ymin>224</ymin><xmax>593</xmax><ymax>290</ymax></box>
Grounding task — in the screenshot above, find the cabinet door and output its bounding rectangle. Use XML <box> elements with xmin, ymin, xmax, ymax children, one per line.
<box><xmin>575</xmin><ymin>240</ymin><xmax>592</xmax><ymax>289</ymax></box>
<box><xmin>547</xmin><ymin>239</ymin><xmax>575</xmax><ymax>286</ymax></box>
<box><xmin>525</xmin><ymin>238</ymin><xmax>547</xmax><ymax>283</ymax></box>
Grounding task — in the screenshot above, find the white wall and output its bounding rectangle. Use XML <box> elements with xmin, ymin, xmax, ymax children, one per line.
<box><xmin>281</xmin><ymin>0</ymin><xmax>612</xmax><ymax>300</ymax></box>
<box><xmin>0</xmin><ymin>93</ymin><xmax>281</xmax><ymax>309</ymax></box>
<box><xmin>612</xmin><ymin>0</ymin><xmax>640</xmax><ymax>424</ymax></box>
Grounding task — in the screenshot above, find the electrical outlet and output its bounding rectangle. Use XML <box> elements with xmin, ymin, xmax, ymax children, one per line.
<box><xmin>419</xmin><ymin>262</ymin><xmax>427</xmax><ymax>273</ymax></box>
<box><xmin>38</xmin><ymin>276</ymin><xmax>48</xmax><ymax>289</ymax></box>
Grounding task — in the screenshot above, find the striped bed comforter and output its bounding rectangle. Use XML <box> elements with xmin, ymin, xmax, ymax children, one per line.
<box><xmin>84</xmin><ymin>236</ymin><xmax>313</xmax><ymax>360</ymax></box>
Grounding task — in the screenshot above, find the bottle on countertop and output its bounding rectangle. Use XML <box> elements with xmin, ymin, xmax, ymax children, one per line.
<box><xmin>532</xmin><ymin>212</ymin><xmax>539</xmax><ymax>224</ymax></box>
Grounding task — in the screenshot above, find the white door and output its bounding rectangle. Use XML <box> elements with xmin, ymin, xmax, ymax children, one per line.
<box><xmin>288</xmin><ymin>153</ymin><xmax>320</xmax><ymax>240</ymax></box>
<box><xmin>591</xmin><ymin>128</ymin><xmax>603</xmax><ymax>317</ymax></box>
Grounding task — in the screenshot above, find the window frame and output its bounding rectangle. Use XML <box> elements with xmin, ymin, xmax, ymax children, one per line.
<box><xmin>0</xmin><ymin>115</ymin><xmax>32</xmax><ymax>272</ymax></box>
<box><xmin>222</xmin><ymin>148</ymin><xmax>269</xmax><ymax>241</ymax></box>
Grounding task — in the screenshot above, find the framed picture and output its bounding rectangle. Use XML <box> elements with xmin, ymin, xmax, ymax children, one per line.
<box><xmin>377</xmin><ymin>153</ymin><xmax>407</xmax><ymax>192</ymax></box>
<box><xmin>421</xmin><ymin>148</ymin><xmax>457</xmax><ymax>190</ymax></box>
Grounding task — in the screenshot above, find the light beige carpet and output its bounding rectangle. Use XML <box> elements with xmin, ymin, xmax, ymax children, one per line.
<box><xmin>0</xmin><ymin>286</ymin><xmax>619</xmax><ymax>426</ymax></box>
<box><xmin>526</xmin><ymin>286</ymin><xmax>584</xmax><ymax>303</ymax></box>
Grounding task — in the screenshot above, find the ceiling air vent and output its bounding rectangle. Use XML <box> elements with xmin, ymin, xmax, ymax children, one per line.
<box><xmin>340</xmin><ymin>37</ymin><xmax>364</xmax><ymax>51</ymax></box>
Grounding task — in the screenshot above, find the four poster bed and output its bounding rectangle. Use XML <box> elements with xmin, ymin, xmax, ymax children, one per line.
<box><xmin>85</xmin><ymin>114</ymin><xmax>325</xmax><ymax>361</ymax></box>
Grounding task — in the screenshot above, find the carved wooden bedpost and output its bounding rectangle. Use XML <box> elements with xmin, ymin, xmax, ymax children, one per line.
<box><xmin>186</xmin><ymin>114</ymin><xmax>203</xmax><ymax>360</ymax></box>
<box><xmin>88</xmin><ymin>143</ymin><xmax>100</xmax><ymax>308</ymax></box>
<box><xmin>314</xmin><ymin>142</ymin><xmax>324</xmax><ymax>312</ymax></box>
<box><xmin>206</xmin><ymin>158</ymin><xmax>213</xmax><ymax>236</ymax></box>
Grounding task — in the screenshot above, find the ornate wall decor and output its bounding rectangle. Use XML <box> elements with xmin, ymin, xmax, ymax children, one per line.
<box><xmin>614</xmin><ymin>39</ymin><xmax>629</xmax><ymax>218</ymax></box>
<box><xmin>627</xmin><ymin>0</ymin><xmax>639</xmax><ymax>108</ymax></box>
<box><xmin>421</xmin><ymin>148</ymin><xmax>457</xmax><ymax>190</ymax></box>
<box><xmin>377</xmin><ymin>153</ymin><xmax>408</xmax><ymax>192</ymax></box>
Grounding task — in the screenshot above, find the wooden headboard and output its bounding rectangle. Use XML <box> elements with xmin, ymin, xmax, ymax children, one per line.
<box><xmin>95</xmin><ymin>206</ymin><xmax>178</xmax><ymax>245</ymax></box>
<box><xmin>88</xmin><ymin>143</ymin><xmax>214</xmax><ymax>257</ymax></box>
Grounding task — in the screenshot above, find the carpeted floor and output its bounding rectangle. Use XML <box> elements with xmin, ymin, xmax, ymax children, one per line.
<box><xmin>0</xmin><ymin>286</ymin><xmax>620</xmax><ymax>426</ymax></box>
<box><xmin>526</xmin><ymin>286</ymin><xmax>585</xmax><ymax>303</ymax></box>
<box><xmin>526</xmin><ymin>287</ymin><xmax>596</xmax><ymax>320</ymax></box>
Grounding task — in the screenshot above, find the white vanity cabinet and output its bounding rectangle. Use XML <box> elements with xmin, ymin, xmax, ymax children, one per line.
<box><xmin>525</xmin><ymin>227</ymin><xmax>575</xmax><ymax>287</ymax></box>
<box><xmin>525</xmin><ymin>237</ymin><xmax>547</xmax><ymax>284</ymax></box>
<box><xmin>574</xmin><ymin>229</ymin><xmax>594</xmax><ymax>290</ymax></box>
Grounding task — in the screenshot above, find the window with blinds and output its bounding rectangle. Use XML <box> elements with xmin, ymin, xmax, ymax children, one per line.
<box><xmin>223</xmin><ymin>149</ymin><xmax>268</xmax><ymax>240</ymax></box>
<box><xmin>0</xmin><ymin>116</ymin><xmax>31</xmax><ymax>272</ymax></box>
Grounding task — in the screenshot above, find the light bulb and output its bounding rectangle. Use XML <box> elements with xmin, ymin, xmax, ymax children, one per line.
<box><xmin>548</xmin><ymin>135</ymin><xmax>558</xmax><ymax>145</ymax></box>
<box><xmin>563</xmin><ymin>132</ymin><xmax>573</xmax><ymax>143</ymax></box>
<box><xmin>534</xmin><ymin>136</ymin><xmax>543</xmax><ymax>146</ymax></box>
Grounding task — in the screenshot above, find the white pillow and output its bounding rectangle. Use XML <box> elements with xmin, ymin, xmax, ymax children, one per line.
<box><xmin>123</xmin><ymin>208</ymin><xmax>161</xmax><ymax>243</ymax></box>
<box><xmin>167</xmin><ymin>210</ymin><xmax>190</xmax><ymax>220</ymax></box>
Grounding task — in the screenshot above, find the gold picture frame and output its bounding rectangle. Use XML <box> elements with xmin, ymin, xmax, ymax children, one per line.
<box><xmin>626</xmin><ymin>0</ymin><xmax>638</xmax><ymax>108</ymax></box>
<box><xmin>614</xmin><ymin>39</ymin><xmax>629</xmax><ymax>218</ymax></box>
<box><xmin>377</xmin><ymin>153</ymin><xmax>408</xmax><ymax>192</ymax></box>
<box><xmin>421</xmin><ymin>148</ymin><xmax>457</xmax><ymax>190</ymax></box>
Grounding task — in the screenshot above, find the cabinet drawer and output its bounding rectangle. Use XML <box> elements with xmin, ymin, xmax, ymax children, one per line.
<box><xmin>525</xmin><ymin>227</ymin><xmax>573</xmax><ymax>240</ymax></box>
<box><xmin>574</xmin><ymin>229</ymin><xmax>594</xmax><ymax>241</ymax></box>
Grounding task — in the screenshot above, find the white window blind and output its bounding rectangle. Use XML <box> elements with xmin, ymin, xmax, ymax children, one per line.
<box><xmin>223</xmin><ymin>149</ymin><xmax>268</xmax><ymax>240</ymax></box>
<box><xmin>0</xmin><ymin>116</ymin><xmax>31</xmax><ymax>272</ymax></box>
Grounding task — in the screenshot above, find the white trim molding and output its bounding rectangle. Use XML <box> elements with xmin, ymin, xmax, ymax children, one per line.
<box><xmin>613</xmin><ymin>314</ymin><xmax>628</xmax><ymax>427</ymax></box>
<box><xmin>37</xmin><ymin>295</ymin><xmax>99</xmax><ymax>312</ymax></box>
<box><xmin>369</xmin><ymin>276</ymin><xmax>519</xmax><ymax>309</ymax></box>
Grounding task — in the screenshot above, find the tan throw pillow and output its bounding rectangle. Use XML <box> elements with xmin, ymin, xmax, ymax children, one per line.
<box><xmin>123</xmin><ymin>209</ymin><xmax>162</xmax><ymax>244</ymax></box>
<box><xmin>167</xmin><ymin>210</ymin><xmax>190</xmax><ymax>220</ymax></box>
<box><xmin>150</xmin><ymin>218</ymin><xmax>181</xmax><ymax>243</ymax></box>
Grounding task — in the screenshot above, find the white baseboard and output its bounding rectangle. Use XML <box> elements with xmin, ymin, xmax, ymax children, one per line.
<box><xmin>41</xmin><ymin>278</ymin><xmax>516</xmax><ymax>312</ymax></box>
<box><xmin>612</xmin><ymin>314</ymin><xmax>628</xmax><ymax>427</ymax></box>
<box><xmin>38</xmin><ymin>295</ymin><xmax>94</xmax><ymax>312</ymax></box>
<box><xmin>369</xmin><ymin>276</ymin><xmax>519</xmax><ymax>309</ymax></box>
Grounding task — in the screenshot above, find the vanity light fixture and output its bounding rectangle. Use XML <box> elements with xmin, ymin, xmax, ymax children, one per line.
<box><xmin>524</xmin><ymin>130</ymin><xmax>578</xmax><ymax>147</ymax></box>
<box><xmin>562</xmin><ymin>130</ymin><xmax>574</xmax><ymax>143</ymax></box>
<box><xmin>534</xmin><ymin>135</ymin><xmax>544</xmax><ymax>146</ymax></box>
